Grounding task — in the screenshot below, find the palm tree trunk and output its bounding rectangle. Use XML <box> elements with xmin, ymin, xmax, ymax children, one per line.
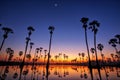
<box><xmin>94</xmin><ymin>34</ymin><xmax>102</xmax><ymax>80</ymax></box>
<box><xmin>46</xmin><ymin>33</ymin><xmax>52</xmax><ymax>80</ymax></box>
<box><xmin>84</xmin><ymin>29</ymin><xmax>93</xmax><ymax>80</ymax></box>
<box><xmin>0</xmin><ymin>38</ymin><xmax>5</xmax><ymax>52</ymax></box>
<box><xmin>23</xmin><ymin>41</ymin><xmax>29</xmax><ymax>63</ymax></box>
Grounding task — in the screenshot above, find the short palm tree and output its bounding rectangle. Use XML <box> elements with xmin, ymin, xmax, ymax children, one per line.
<box><xmin>0</xmin><ymin>27</ymin><xmax>13</xmax><ymax>51</ymax></box>
<box><xmin>97</xmin><ymin>43</ymin><xmax>104</xmax><ymax>64</ymax></box>
<box><xmin>39</xmin><ymin>47</ymin><xmax>43</xmax><ymax>58</ymax></box>
<box><xmin>44</xmin><ymin>49</ymin><xmax>47</xmax><ymax>64</ymax></box>
<box><xmin>19</xmin><ymin>51</ymin><xmax>23</xmax><ymax>62</ymax></box>
<box><xmin>78</xmin><ymin>53</ymin><xmax>81</xmax><ymax>63</ymax></box>
<box><xmin>90</xmin><ymin>48</ymin><xmax>95</xmax><ymax>61</ymax></box>
<box><xmin>109</xmin><ymin>38</ymin><xmax>118</xmax><ymax>53</ymax></box>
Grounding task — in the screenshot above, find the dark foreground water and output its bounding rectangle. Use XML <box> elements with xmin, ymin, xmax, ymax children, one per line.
<box><xmin>0</xmin><ymin>65</ymin><xmax>120</xmax><ymax>80</ymax></box>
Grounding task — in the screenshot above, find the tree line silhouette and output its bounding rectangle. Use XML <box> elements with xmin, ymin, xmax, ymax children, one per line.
<box><xmin>0</xmin><ymin>17</ymin><xmax>120</xmax><ymax>80</ymax></box>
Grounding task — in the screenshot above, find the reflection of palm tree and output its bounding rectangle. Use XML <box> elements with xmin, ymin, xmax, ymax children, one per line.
<box><xmin>97</xmin><ymin>43</ymin><xmax>104</xmax><ymax>64</ymax></box>
<box><xmin>80</xmin><ymin>17</ymin><xmax>92</xmax><ymax>68</ymax></box>
<box><xmin>0</xmin><ymin>27</ymin><xmax>13</xmax><ymax>51</ymax></box>
<box><xmin>109</xmin><ymin>38</ymin><xmax>118</xmax><ymax>53</ymax></box>
<box><xmin>46</xmin><ymin>26</ymin><xmax>55</xmax><ymax>80</ymax></box>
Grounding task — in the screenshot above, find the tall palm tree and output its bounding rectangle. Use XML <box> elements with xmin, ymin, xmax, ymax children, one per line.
<box><xmin>89</xmin><ymin>20</ymin><xmax>102</xmax><ymax>80</ymax></box>
<box><xmin>80</xmin><ymin>17</ymin><xmax>92</xmax><ymax>68</ymax></box>
<box><xmin>97</xmin><ymin>43</ymin><xmax>104</xmax><ymax>64</ymax></box>
<box><xmin>115</xmin><ymin>34</ymin><xmax>120</xmax><ymax>44</ymax></box>
<box><xmin>19</xmin><ymin>26</ymin><xmax>35</xmax><ymax>80</ymax></box>
<box><xmin>109</xmin><ymin>38</ymin><xmax>118</xmax><ymax>53</ymax></box>
<box><xmin>0</xmin><ymin>27</ymin><xmax>13</xmax><ymax>51</ymax></box>
<box><xmin>89</xmin><ymin>20</ymin><xmax>100</xmax><ymax>67</ymax></box>
<box><xmin>22</xmin><ymin>26</ymin><xmax>35</xmax><ymax>63</ymax></box>
<box><xmin>46</xmin><ymin>26</ymin><xmax>55</xmax><ymax>80</ymax></box>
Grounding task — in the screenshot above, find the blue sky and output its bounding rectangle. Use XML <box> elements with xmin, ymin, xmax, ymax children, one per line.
<box><xmin>0</xmin><ymin>0</ymin><xmax>120</xmax><ymax>59</ymax></box>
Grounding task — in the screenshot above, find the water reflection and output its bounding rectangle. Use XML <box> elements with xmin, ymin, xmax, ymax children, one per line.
<box><xmin>0</xmin><ymin>65</ymin><xmax>120</xmax><ymax>80</ymax></box>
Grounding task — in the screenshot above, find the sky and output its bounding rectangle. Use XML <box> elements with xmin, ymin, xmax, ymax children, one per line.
<box><xmin>0</xmin><ymin>0</ymin><xmax>120</xmax><ymax>60</ymax></box>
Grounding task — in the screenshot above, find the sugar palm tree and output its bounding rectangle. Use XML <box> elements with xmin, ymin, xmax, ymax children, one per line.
<box><xmin>19</xmin><ymin>26</ymin><xmax>35</xmax><ymax>80</ymax></box>
<box><xmin>89</xmin><ymin>20</ymin><xmax>100</xmax><ymax>67</ymax></box>
<box><xmin>22</xmin><ymin>26</ymin><xmax>35</xmax><ymax>63</ymax></box>
<box><xmin>81</xmin><ymin>53</ymin><xmax>85</xmax><ymax>63</ymax></box>
<box><xmin>111</xmin><ymin>53</ymin><xmax>115</xmax><ymax>62</ymax></box>
<box><xmin>46</xmin><ymin>26</ymin><xmax>55</xmax><ymax>80</ymax></box>
<box><xmin>78</xmin><ymin>53</ymin><xmax>81</xmax><ymax>63</ymax></box>
<box><xmin>109</xmin><ymin>38</ymin><xmax>118</xmax><ymax>53</ymax></box>
<box><xmin>29</xmin><ymin>42</ymin><xmax>34</xmax><ymax>54</ymax></box>
<box><xmin>18</xmin><ymin>51</ymin><xmax>23</xmax><ymax>62</ymax></box>
<box><xmin>90</xmin><ymin>48</ymin><xmax>95</xmax><ymax>61</ymax></box>
<box><xmin>5</xmin><ymin>48</ymin><xmax>12</xmax><ymax>61</ymax></box>
<box><xmin>0</xmin><ymin>27</ymin><xmax>13</xmax><ymax>51</ymax></box>
<box><xmin>89</xmin><ymin>20</ymin><xmax>102</xmax><ymax>80</ymax></box>
<box><xmin>44</xmin><ymin>49</ymin><xmax>47</xmax><ymax>64</ymax></box>
<box><xmin>80</xmin><ymin>17</ymin><xmax>93</xmax><ymax>80</ymax></box>
<box><xmin>80</xmin><ymin>17</ymin><xmax>92</xmax><ymax>68</ymax></box>
<box><xmin>115</xmin><ymin>34</ymin><xmax>120</xmax><ymax>44</ymax></box>
<box><xmin>97</xmin><ymin>43</ymin><xmax>104</xmax><ymax>64</ymax></box>
<box><xmin>39</xmin><ymin>47</ymin><xmax>43</xmax><ymax>58</ymax></box>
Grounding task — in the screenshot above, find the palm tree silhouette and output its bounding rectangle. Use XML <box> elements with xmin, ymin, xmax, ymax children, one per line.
<box><xmin>97</xmin><ymin>43</ymin><xmax>104</xmax><ymax>64</ymax></box>
<box><xmin>29</xmin><ymin>42</ymin><xmax>34</xmax><ymax>54</ymax></box>
<box><xmin>39</xmin><ymin>47</ymin><xmax>43</xmax><ymax>62</ymax></box>
<box><xmin>90</xmin><ymin>48</ymin><xmax>95</xmax><ymax>61</ymax></box>
<box><xmin>80</xmin><ymin>17</ymin><xmax>92</xmax><ymax>68</ymax></box>
<box><xmin>46</xmin><ymin>26</ymin><xmax>55</xmax><ymax>80</ymax></box>
<box><xmin>0</xmin><ymin>27</ymin><xmax>13</xmax><ymax>52</ymax></box>
<box><xmin>81</xmin><ymin>53</ymin><xmax>85</xmax><ymax>63</ymax></box>
<box><xmin>109</xmin><ymin>38</ymin><xmax>118</xmax><ymax>53</ymax></box>
<box><xmin>44</xmin><ymin>49</ymin><xmax>47</xmax><ymax>64</ymax></box>
<box><xmin>111</xmin><ymin>53</ymin><xmax>115</xmax><ymax>62</ymax></box>
<box><xmin>78</xmin><ymin>53</ymin><xmax>81</xmax><ymax>64</ymax></box>
<box><xmin>115</xmin><ymin>34</ymin><xmax>120</xmax><ymax>44</ymax></box>
<box><xmin>22</xmin><ymin>26</ymin><xmax>35</xmax><ymax>64</ymax></box>
<box><xmin>18</xmin><ymin>51</ymin><xmax>23</xmax><ymax>62</ymax></box>
<box><xmin>89</xmin><ymin>20</ymin><xmax>100</xmax><ymax>67</ymax></box>
<box><xmin>19</xmin><ymin>26</ymin><xmax>35</xmax><ymax>80</ymax></box>
<box><xmin>89</xmin><ymin>20</ymin><xmax>102</xmax><ymax>80</ymax></box>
